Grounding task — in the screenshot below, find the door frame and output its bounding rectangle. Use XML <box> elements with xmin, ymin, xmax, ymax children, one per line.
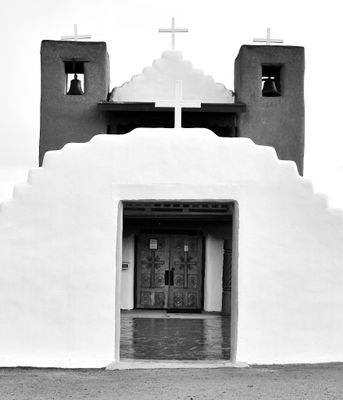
<box><xmin>115</xmin><ymin>198</ymin><xmax>239</xmax><ymax>365</ymax></box>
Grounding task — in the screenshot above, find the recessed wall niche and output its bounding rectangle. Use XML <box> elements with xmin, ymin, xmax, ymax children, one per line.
<box><xmin>64</xmin><ymin>60</ymin><xmax>85</xmax><ymax>95</ymax></box>
<box><xmin>261</xmin><ymin>64</ymin><xmax>282</xmax><ymax>97</ymax></box>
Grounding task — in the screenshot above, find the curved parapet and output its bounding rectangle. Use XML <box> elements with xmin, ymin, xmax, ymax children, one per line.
<box><xmin>0</xmin><ymin>128</ymin><xmax>342</xmax><ymax>367</ymax></box>
<box><xmin>109</xmin><ymin>51</ymin><xmax>234</xmax><ymax>103</ymax></box>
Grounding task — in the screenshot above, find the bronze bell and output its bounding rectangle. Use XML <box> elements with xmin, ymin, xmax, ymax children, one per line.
<box><xmin>262</xmin><ymin>77</ymin><xmax>280</xmax><ymax>97</ymax></box>
<box><xmin>67</xmin><ymin>73</ymin><xmax>83</xmax><ymax>95</ymax></box>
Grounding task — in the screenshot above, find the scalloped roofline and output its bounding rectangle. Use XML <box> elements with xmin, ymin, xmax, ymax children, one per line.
<box><xmin>109</xmin><ymin>51</ymin><xmax>234</xmax><ymax>104</ymax></box>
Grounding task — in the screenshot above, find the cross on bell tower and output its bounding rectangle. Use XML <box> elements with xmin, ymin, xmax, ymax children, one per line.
<box><xmin>61</xmin><ymin>24</ymin><xmax>91</xmax><ymax>41</ymax></box>
<box><xmin>253</xmin><ymin>28</ymin><xmax>283</xmax><ymax>45</ymax></box>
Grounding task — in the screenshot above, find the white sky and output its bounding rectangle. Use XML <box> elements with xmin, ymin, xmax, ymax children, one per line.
<box><xmin>0</xmin><ymin>0</ymin><xmax>342</xmax><ymax>206</ymax></box>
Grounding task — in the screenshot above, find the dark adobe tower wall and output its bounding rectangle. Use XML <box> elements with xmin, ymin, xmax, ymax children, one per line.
<box><xmin>39</xmin><ymin>40</ymin><xmax>110</xmax><ymax>165</ymax></box>
<box><xmin>234</xmin><ymin>45</ymin><xmax>305</xmax><ymax>175</ymax></box>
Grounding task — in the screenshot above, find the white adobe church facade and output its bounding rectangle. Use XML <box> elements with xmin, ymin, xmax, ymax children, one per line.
<box><xmin>0</xmin><ymin>26</ymin><xmax>343</xmax><ymax>368</ymax></box>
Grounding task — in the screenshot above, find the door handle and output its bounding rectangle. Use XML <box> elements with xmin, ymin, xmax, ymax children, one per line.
<box><xmin>169</xmin><ymin>270</ymin><xmax>174</xmax><ymax>286</ymax></box>
<box><xmin>164</xmin><ymin>270</ymin><xmax>174</xmax><ymax>286</ymax></box>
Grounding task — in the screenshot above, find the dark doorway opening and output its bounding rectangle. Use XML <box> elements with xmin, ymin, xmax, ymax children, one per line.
<box><xmin>120</xmin><ymin>201</ymin><xmax>235</xmax><ymax>361</ymax></box>
<box><xmin>98</xmin><ymin>102</ymin><xmax>246</xmax><ymax>137</ymax></box>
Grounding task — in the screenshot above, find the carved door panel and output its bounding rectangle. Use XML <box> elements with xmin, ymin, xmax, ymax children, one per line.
<box><xmin>169</xmin><ymin>235</ymin><xmax>203</xmax><ymax>311</ymax></box>
<box><xmin>136</xmin><ymin>235</ymin><xmax>170</xmax><ymax>308</ymax></box>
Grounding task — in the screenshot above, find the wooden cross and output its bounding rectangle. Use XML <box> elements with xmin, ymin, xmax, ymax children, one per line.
<box><xmin>253</xmin><ymin>28</ymin><xmax>283</xmax><ymax>45</ymax></box>
<box><xmin>158</xmin><ymin>17</ymin><xmax>188</xmax><ymax>50</ymax></box>
<box><xmin>174</xmin><ymin>253</ymin><xmax>196</xmax><ymax>288</ymax></box>
<box><xmin>155</xmin><ymin>80</ymin><xmax>201</xmax><ymax>128</ymax></box>
<box><xmin>61</xmin><ymin>24</ymin><xmax>91</xmax><ymax>41</ymax></box>
<box><xmin>141</xmin><ymin>253</ymin><xmax>165</xmax><ymax>288</ymax></box>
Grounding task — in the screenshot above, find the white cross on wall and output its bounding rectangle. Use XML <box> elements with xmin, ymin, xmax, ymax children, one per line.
<box><xmin>61</xmin><ymin>24</ymin><xmax>91</xmax><ymax>41</ymax></box>
<box><xmin>158</xmin><ymin>17</ymin><xmax>188</xmax><ymax>50</ymax></box>
<box><xmin>253</xmin><ymin>28</ymin><xmax>283</xmax><ymax>45</ymax></box>
<box><xmin>155</xmin><ymin>80</ymin><xmax>201</xmax><ymax>128</ymax></box>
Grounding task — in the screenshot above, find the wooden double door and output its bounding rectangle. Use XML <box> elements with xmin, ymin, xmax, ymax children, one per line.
<box><xmin>136</xmin><ymin>234</ymin><xmax>203</xmax><ymax>310</ymax></box>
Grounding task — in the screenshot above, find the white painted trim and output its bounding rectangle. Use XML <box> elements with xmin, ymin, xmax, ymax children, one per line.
<box><xmin>114</xmin><ymin>201</ymin><xmax>123</xmax><ymax>363</ymax></box>
<box><xmin>230</xmin><ymin>201</ymin><xmax>239</xmax><ymax>363</ymax></box>
<box><xmin>106</xmin><ymin>359</ymin><xmax>248</xmax><ymax>370</ymax></box>
<box><xmin>204</xmin><ymin>235</ymin><xmax>224</xmax><ymax>312</ymax></box>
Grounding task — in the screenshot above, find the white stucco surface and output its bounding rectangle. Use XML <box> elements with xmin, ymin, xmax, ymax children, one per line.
<box><xmin>0</xmin><ymin>128</ymin><xmax>343</xmax><ymax>367</ymax></box>
<box><xmin>120</xmin><ymin>235</ymin><xmax>134</xmax><ymax>310</ymax></box>
<box><xmin>109</xmin><ymin>50</ymin><xmax>234</xmax><ymax>103</ymax></box>
<box><xmin>204</xmin><ymin>235</ymin><xmax>223</xmax><ymax>312</ymax></box>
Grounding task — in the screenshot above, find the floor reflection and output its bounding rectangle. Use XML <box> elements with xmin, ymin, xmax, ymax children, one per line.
<box><xmin>120</xmin><ymin>311</ymin><xmax>231</xmax><ymax>360</ymax></box>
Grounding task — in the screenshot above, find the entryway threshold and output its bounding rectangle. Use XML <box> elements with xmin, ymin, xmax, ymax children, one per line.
<box><xmin>106</xmin><ymin>359</ymin><xmax>249</xmax><ymax>370</ymax></box>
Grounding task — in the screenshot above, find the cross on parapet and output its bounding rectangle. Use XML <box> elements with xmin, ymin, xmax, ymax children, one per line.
<box><xmin>158</xmin><ymin>17</ymin><xmax>188</xmax><ymax>50</ymax></box>
<box><xmin>61</xmin><ymin>24</ymin><xmax>91</xmax><ymax>41</ymax></box>
<box><xmin>253</xmin><ymin>27</ymin><xmax>283</xmax><ymax>45</ymax></box>
<box><xmin>155</xmin><ymin>80</ymin><xmax>201</xmax><ymax>128</ymax></box>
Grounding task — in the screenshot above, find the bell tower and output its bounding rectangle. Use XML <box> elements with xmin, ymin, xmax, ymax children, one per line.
<box><xmin>39</xmin><ymin>40</ymin><xmax>110</xmax><ymax>165</ymax></box>
<box><xmin>234</xmin><ymin>45</ymin><xmax>305</xmax><ymax>174</ymax></box>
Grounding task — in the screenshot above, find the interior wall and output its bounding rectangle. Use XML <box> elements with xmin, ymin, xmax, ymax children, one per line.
<box><xmin>120</xmin><ymin>235</ymin><xmax>135</xmax><ymax>310</ymax></box>
<box><xmin>204</xmin><ymin>235</ymin><xmax>223</xmax><ymax>312</ymax></box>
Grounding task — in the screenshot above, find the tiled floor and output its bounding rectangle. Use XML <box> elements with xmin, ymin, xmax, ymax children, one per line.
<box><xmin>120</xmin><ymin>310</ymin><xmax>231</xmax><ymax>360</ymax></box>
